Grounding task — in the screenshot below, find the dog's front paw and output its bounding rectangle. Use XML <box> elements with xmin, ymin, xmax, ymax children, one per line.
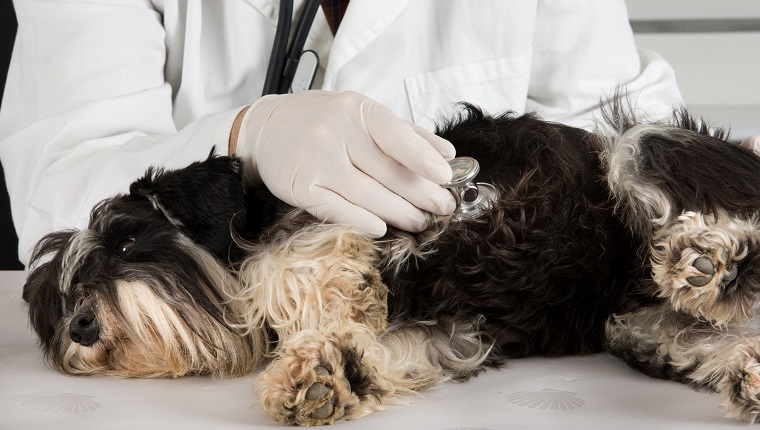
<box><xmin>256</xmin><ymin>333</ymin><xmax>361</xmax><ymax>426</ymax></box>
<box><xmin>651</xmin><ymin>212</ymin><xmax>755</xmax><ymax>325</ymax></box>
<box><xmin>260</xmin><ymin>361</ymin><xmax>357</xmax><ymax>426</ymax></box>
<box><xmin>295</xmin><ymin>365</ymin><xmax>352</xmax><ymax>425</ymax></box>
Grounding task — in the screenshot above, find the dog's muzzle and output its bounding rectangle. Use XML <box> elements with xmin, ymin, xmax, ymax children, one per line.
<box><xmin>443</xmin><ymin>157</ymin><xmax>499</xmax><ymax>220</ymax></box>
<box><xmin>69</xmin><ymin>309</ymin><xmax>99</xmax><ymax>346</ymax></box>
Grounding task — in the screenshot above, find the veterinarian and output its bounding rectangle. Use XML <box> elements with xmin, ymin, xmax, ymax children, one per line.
<box><xmin>0</xmin><ymin>0</ymin><xmax>701</xmax><ymax>266</ymax></box>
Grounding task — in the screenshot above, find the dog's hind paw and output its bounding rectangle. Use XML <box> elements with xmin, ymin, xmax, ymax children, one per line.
<box><xmin>722</xmin><ymin>357</ymin><xmax>760</xmax><ymax>422</ymax></box>
<box><xmin>651</xmin><ymin>212</ymin><xmax>754</xmax><ymax>325</ymax></box>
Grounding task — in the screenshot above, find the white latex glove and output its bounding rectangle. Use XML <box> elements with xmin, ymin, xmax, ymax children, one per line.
<box><xmin>741</xmin><ymin>135</ymin><xmax>760</xmax><ymax>156</ymax></box>
<box><xmin>234</xmin><ymin>90</ymin><xmax>457</xmax><ymax>237</ymax></box>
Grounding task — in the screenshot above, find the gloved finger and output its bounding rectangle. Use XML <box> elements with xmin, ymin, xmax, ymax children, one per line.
<box><xmin>303</xmin><ymin>186</ymin><xmax>388</xmax><ymax>238</ymax></box>
<box><xmin>741</xmin><ymin>135</ymin><xmax>760</xmax><ymax>156</ymax></box>
<box><xmin>352</xmin><ymin>147</ymin><xmax>456</xmax><ymax>215</ymax></box>
<box><xmin>362</xmin><ymin>105</ymin><xmax>453</xmax><ymax>185</ymax></box>
<box><xmin>411</xmin><ymin>123</ymin><xmax>457</xmax><ymax>160</ymax></box>
<box><xmin>301</xmin><ymin>169</ymin><xmax>431</xmax><ymax>233</ymax></box>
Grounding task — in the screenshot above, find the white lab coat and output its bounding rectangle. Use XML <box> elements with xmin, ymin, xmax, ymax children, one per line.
<box><xmin>0</xmin><ymin>0</ymin><xmax>682</xmax><ymax>266</ymax></box>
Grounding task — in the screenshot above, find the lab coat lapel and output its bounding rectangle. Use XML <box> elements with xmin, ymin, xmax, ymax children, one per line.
<box><xmin>245</xmin><ymin>0</ymin><xmax>279</xmax><ymax>22</ymax></box>
<box><xmin>322</xmin><ymin>0</ymin><xmax>411</xmax><ymax>89</ymax></box>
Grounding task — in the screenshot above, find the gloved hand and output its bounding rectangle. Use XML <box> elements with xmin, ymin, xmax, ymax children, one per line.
<box><xmin>232</xmin><ymin>90</ymin><xmax>456</xmax><ymax>237</ymax></box>
<box><xmin>741</xmin><ymin>135</ymin><xmax>760</xmax><ymax>156</ymax></box>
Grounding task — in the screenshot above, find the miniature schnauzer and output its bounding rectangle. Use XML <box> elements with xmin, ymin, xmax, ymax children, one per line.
<box><xmin>22</xmin><ymin>98</ymin><xmax>760</xmax><ymax>425</ymax></box>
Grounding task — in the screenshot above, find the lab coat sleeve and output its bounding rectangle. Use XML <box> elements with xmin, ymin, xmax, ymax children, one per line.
<box><xmin>0</xmin><ymin>0</ymin><xmax>240</xmax><ymax>266</ymax></box>
<box><xmin>526</xmin><ymin>0</ymin><xmax>684</xmax><ymax>128</ymax></box>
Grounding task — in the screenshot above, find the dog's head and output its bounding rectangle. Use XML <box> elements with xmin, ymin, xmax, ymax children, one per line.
<box><xmin>22</xmin><ymin>154</ymin><xmax>264</xmax><ymax>377</ymax></box>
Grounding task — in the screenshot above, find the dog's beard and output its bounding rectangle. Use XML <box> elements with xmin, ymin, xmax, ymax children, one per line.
<box><xmin>36</xmin><ymin>227</ymin><xmax>264</xmax><ymax>378</ymax></box>
<box><xmin>53</xmin><ymin>281</ymin><xmax>252</xmax><ymax>378</ymax></box>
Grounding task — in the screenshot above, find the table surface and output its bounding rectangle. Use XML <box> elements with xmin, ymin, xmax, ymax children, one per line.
<box><xmin>0</xmin><ymin>270</ymin><xmax>749</xmax><ymax>429</ymax></box>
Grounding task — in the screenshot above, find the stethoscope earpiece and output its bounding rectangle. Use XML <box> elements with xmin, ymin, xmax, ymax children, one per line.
<box><xmin>443</xmin><ymin>157</ymin><xmax>499</xmax><ymax>220</ymax></box>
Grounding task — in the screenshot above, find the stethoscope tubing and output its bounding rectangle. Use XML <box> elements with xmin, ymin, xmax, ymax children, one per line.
<box><xmin>262</xmin><ymin>0</ymin><xmax>322</xmax><ymax>95</ymax></box>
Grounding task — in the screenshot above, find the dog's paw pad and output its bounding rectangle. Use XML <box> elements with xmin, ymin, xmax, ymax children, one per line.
<box><xmin>687</xmin><ymin>256</ymin><xmax>715</xmax><ymax>287</ymax></box>
<box><xmin>723</xmin><ymin>264</ymin><xmax>739</xmax><ymax>285</ymax></box>
<box><xmin>692</xmin><ymin>256</ymin><xmax>716</xmax><ymax>275</ymax></box>
<box><xmin>715</xmin><ymin>248</ymin><xmax>739</xmax><ymax>285</ymax></box>
<box><xmin>686</xmin><ymin>274</ymin><xmax>713</xmax><ymax>287</ymax></box>
<box><xmin>294</xmin><ymin>366</ymin><xmax>348</xmax><ymax>425</ymax></box>
<box><xmin>314</xmin><ymin>366</ymin><xmax>330</xmax><ymax>378</ymax></box>
<box><xmin>686</xmin><ymin>249</ymin><xmax>739</xmax><ymax>289</ymax></box>
<box><xmin>305</xmin><ymin>382</ymin><xmax>335</xmax><ymax>419</ymax></box>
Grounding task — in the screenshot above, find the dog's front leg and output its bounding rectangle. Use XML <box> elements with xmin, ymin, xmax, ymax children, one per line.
<box><xmin>256</xmin><ymin>319</ymin><xmax>494</xmax><ymax>426</ymax></box>
<box><xmin>606</xmin><ymin>304</ymin><xmax>760</xmax><ymax>422</ymax></box>
<box><xmin>238</xmin><ymin>224</ymin><xmax>396</xmax><ymax>424</ymax></box>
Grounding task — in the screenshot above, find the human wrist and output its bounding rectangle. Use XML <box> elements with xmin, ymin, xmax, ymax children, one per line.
<box><xmin>233</xmin><ymin>94</ymin><xmax>287</xmax><ymax>186</ymax></box>
<box><xmin>228</xmin><ymin>105</ymin><xmax>251</xmax><ymax>155</ymax></box>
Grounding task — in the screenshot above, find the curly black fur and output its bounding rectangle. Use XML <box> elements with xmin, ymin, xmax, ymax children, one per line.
<box><xmin>384</xmin><ymin>106</ymin><xmax>638</xmax><ymax>357</ymax></box>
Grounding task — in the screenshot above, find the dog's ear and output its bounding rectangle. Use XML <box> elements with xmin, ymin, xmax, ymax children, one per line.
<box><xmin>24</xmin><ymin>231</ymin><xmax>73</xmax><ymax>351</ymax></box>
<box><xmin>129</xmin><ymin>152</ymin><xmax>247</xmax><ymax>260</ymax></box>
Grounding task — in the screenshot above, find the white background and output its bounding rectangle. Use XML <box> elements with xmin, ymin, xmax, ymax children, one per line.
<box><xmin>626</xmin><ymin>0</ymin><xmax>760</xmax><ymax>138</ymax></box>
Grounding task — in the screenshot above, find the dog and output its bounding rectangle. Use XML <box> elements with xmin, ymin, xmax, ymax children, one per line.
<box><xmin>22</xmin><ymin>98</ymin><xmax>760</xmax><ymax>425</ymax></box>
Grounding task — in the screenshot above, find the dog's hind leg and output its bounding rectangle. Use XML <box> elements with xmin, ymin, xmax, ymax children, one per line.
<box><xmin>597</xmin><ymin>105</ymin><xmax>760</xmax><ymax>243</ymax></box>
<box><xmin>606</xmin><ymin>303</ymin><xmax>760</xmax><ymax>422</ymax></box>
<box><xmin>649</xmin><ymin>211</ymin><xmax>760</xmax><ymax>325</ymax></box>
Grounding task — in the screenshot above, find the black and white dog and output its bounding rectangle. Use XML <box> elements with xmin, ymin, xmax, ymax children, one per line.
<box><xmin>22</xmin><ymin>98</ymin><xmax>760</xmax><ymax>425</ymax></box>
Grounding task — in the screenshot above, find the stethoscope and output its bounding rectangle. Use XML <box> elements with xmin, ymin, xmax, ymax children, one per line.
<box><xmin>262</xmin><ymin>0</ymin><xmax>322</xmax><ymax>95</ymax></box>
<box><xmin>261</xmin><ymin>0</ymin><xmax>500</xmax><ymax>218</ymax></box>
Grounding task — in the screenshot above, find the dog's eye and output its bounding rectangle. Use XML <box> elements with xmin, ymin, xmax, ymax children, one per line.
<box><xmin>115</xmin><ymin>237</ymin><xmax>136</xmax><ymax>256</ymax></box>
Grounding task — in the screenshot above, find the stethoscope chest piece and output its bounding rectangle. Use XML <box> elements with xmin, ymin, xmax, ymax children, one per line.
<box><xmin>443</xmin><ymin>157</ymin><xmax>499</xmax><ymax>221</ymax></box>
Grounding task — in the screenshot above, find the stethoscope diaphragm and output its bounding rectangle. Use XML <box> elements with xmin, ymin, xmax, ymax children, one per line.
<box><xmin>443</xmin><ymin>157</ymin><xmax>499</xmax><ymax>221</ymax></box>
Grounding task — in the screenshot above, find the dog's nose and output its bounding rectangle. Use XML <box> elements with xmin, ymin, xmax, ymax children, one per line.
<box><xmin>69</xmin><ymin>311</ymin><xmax>99</xmax><ymax>346</ymax></box>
